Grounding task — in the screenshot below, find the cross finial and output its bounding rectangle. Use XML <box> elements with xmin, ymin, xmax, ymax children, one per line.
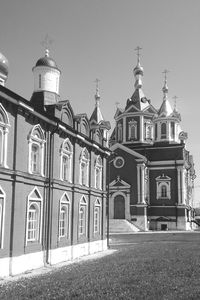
<box><xmin>95</xmin><ymin>78</ymin><xmax>100</xmax><ymax>96</ymax></box>
<box><xmin>41</xmin><ymin>34</ymin><xmax>54</xmax><ymax>57</ymax></box>
<box><xmin>173</xmin><ymin>95</ymin><xmax>178</xmax><ymax>110</ymax></box>
<box><xmin>163</xmin><ymin>69</ymin><xmax>169</xmax><ymax>81</ymax></box>
<box><xmin>135</xmin><ymin>46</ymin><xmax>142</xmax><ymax>64</ymax></box>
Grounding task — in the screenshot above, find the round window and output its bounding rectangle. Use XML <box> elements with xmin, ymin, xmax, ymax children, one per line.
<box><xmin>114</xmin><ymin>156</ymin><xmax>125</xmax><ymax>168</ymax></box>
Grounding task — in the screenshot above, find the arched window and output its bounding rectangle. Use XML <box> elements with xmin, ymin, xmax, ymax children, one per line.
<box><xmin>27</xmin><ymin>203</ymin><xmax>40</xmax><ymax>241</ymax></box>
<box><xmin>59</xmin><ymin>193</ymin><xmax>70</xmax><ymax>239</ymax></box>
<box><xmin>128</xmin><ymin>120</ymin><xmax>137</xmax><ymax>140</ymax></box>
<box><xmin>0</xmin><ymin>103</ymin><xmax>10</xmax><ymax>168</ymax></box>
<box><xmin>145</xmin><ymin>121</ymin><xmax>153</xmax><ymax>140</ymax></box>
<box><xmin>79</xmin><ymin>148</ymin><xmax>89</xmax><ymax>186</ymax></box>
<box><xmin>79</xmin><ymin>197</ymin><xmax>87</xmax><ymax>236</ymax></box>
<box><xmin>0</xmin><ymin>186</ymin><xmax>5</xmax><ymax>248</ymax></box>
<box><xmin>39</xmin><ymin>74</ymin><xmax>42</xmax><ymax>89</ymax></box>
<box><xmin>117</xmin><ymin>123</ymin><xmax>123</xmax><ymax>142</ymax></box>
<box><xmin>28</xmin><ymin>125</ymin><xmax>45</xmax><ymax>176</ymax></box>
<box><xmin>155</xmin><ymin>123</ymin><xmax>158</xmax><ymax>140</ymax></box>
<box><xmin>156</xmin><ymin>174</ymin><xmax>171</xmax><ymax>200</ymax></box>
<box><xmin>161</xmin><ymin>123</ymin><xmax>167</xmax><ymax>139</ymax></box>
<box><xmin>94</xmin><ymin>199</ymin><xmax>101</xmax><ymax>234</ymax></box>
<box><xmin>161</xmin><ymin>185</ymin><xmax>167</xmax><ymax>198</ymax></box>
<box><xmin>26</xmin><ymin>187</ymin><xmax>43</xmax><ymax>244</ymax></box>
<box><xmin>171</xmin><ymin>122</ymin><xmax>175</xmax><ymax>139</ymax></box>
<box><xmin>94</xmin><ymin>156</ymin><xmax>102</xmax><ymax>190</ymax></box>
<box><xmin>60</xmin><ymin>138</ymin><xmax>73</xmax><ymax>182</ymax></box>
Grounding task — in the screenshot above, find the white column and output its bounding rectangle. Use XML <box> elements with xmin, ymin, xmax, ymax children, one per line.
<box><xmin>177</xmin><ymin>167</ymin><xmax>181</xmax><ymax>204</ymax></box>
<box><xmin>181</xmin><ymin>169</ymin><xmax>186</xmax><ymax>205</ymax></box>
<box><xmin>140</xmin><ymin>164</ymin><xmax>145</xmax><ymax>204</ymax></box>
<box><xmin>123</xmin><ymin>117</ymin><xmax>126</xmax><ymax>142</ymax></box>
<box><xmin>140</xmin><ymin>116</ymin><xmax>144</xmax><ymax>142</ymax></box>
<box><xmin>137</xmin><ymin>165</ymin><xmax>141</xmax><ymax>203</ymax></box>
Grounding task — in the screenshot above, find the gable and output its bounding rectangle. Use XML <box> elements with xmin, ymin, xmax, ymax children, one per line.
<box><xmin>124</xmin><ymin>104</ymin><xmax>140</xmax><ymax>114</ymax></box>
<box><xmin>110</xmin><ymin>143</ymin><xmax>146</xmax><ymax>161</ymax></box>
<box><xmin>143</xmin><ymin>104</ymin><xmax>157</xmax><ymax>114</ymax></box>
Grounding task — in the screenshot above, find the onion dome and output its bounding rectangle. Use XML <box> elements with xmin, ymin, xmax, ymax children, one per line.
<box><xmin>0</xmin><ymin>52</ymin><xmax>9</xmax><ymax>85</ymax></box>
<box><xmin>158</xmin><ymin>70</ymin><xmax>173</xmax><ymax>117</ymax></box>
<box><xmin>35</xmin><ymin>49</ymin><xmax>58</xmax><ymax>70</ymax></box>
<box><xmin>133</xmin><ymin>59</ymin><xmax>144</xmax><ymax>77</ymax></box>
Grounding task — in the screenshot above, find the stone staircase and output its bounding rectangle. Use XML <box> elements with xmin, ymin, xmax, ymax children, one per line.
<box><xmin>108</xmin><ymin>219</ymin><xmax>141</xmax><ymax>233</ymax></box>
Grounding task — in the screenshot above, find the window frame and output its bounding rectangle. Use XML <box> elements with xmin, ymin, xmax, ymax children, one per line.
<box><xmin>26</xmin><ymin>187</ymin><xmax>43</xmax><ymax>245</ymax></box>
<box><xmin>0</xmin><ymin>186</ymin><xmax>6</xmax><ymax>249</ymax></box>
<box><xmin>79</xmin><ymin>148</ymin><xmax>90</xmax><ymax>186</ymax></box>
<box><xmin>156</xmin><ymin>175</ymin><xmax>171</xmax><ymax>200</ymax></box>
<box><xmin>78</xmin><ymin>197</ymin><xmax>87</xmax><ymax>237</ymax></box>
<box><xmin>128</xmin><ymin>120</ymin><xmax>137</xmax><ymax>140</ymax></box>
<box><xmin>0</xmin><ymin>103</ymin><xmax>10</xmax><ymax>168</ymax></box>
<box><xmin>28</xmin><ymin>125</ymin><xmax>45</xmax><ymax>176</ymax></box>
<box><xmin>94</xmin><ymin>156</ymin><xmax>103</xmax><ymax>190</ymax></box>
<box><xmin>60</xmin><ymin>138</ymin><xmax>73</xmax><ymax>182</ymax></box>
<box><xmin>94</xmin><ymin>199</ymin><xmax>101</xmax><ymax>234</ymax></box>
<box><xmin>58</xmin><ymin>193</ymin><xmax>70</xmax><ymax>240</ymax></box>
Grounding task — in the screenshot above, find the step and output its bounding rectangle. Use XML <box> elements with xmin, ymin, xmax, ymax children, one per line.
<box><xmin>108</xmin><ymin>219</ymin><xmax>141</xmax><ymax>233</ymax></box>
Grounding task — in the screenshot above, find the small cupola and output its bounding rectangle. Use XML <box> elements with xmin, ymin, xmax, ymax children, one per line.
<box><xmin>154</xmin><ymin>71</ymin><xmax>182</xmax><ymax>143</ymax></box>
<box><xmin>32</xmin><ymin>48</ymin><xmax>61</xmax><ymax>96</ymax></box>
<box><xmin>31</xmin><ymin>46</ymin><xmax>61</xmax><ymax>110</ymax></box>
<box><xmin>0</xmin><ymin>52</ymin><xmax>9</xmax><ymax>86</ymax></box>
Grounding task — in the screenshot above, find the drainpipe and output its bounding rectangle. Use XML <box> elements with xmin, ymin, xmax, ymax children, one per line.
<box><xmin>46</xmin><ymin>124</ymin><xmax>58</xmax><ymax>264</ymax></box>
<box><xmin>106</xmin><ymin>152</ymin><xmax>116</xmax><ymax>248</ymax></box>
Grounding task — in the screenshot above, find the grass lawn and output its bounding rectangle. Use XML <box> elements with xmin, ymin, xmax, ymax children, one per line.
<box><xmin>0</xmin><ymin>232</ymin><xmax>200</xmax><ymax>299</ymax></box>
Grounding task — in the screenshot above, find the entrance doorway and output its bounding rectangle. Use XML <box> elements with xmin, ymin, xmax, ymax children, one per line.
<box><xmin>161</xmin><ymin>224</ymin><xmax>168</xmax><ymax>231</ymax></box>
<box><xmin>114</xmin><ymin>195</ymin><xmax>125</xmax><ymax>219</ymax></box>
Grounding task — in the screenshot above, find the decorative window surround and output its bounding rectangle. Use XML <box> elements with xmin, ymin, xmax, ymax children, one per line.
<box><xmin>94</xmin><ymin>199</ymin><xmax>101</xmax><ymax>234</ymax></box>
<box><xmin>128</xmin><ymin>119</ymin><xmax>137</xmax><ymax>140</ymax></box>
<box><xmin>156</xmin><ymin>174</ymin><xmax>171</xmax><ymax>199</ymax></box>
<box><xmin>144</xmin><ymin>120</ymin><xmax>153</xmax><ymax>140</ymax></box>
<box><xmin>26</xmin><ymin>187</ymin><xmax>43</xmax><ymax>245</ymax></box>
<box><xmin>94</xmin><ymin>156</ymin><xmax>103</xmax><ymax>189</ymax></box>
<box><xmin>60</xmin><ymin>138</ymin><xmax>73</xmax><ymax>182</ymax></box>
<box><xmin>0</xmin><ymin>186</ymin><xmax>5</xmax><ymax>249</ymax></box>
<box><xmin>79</xmin><ymin>148</ymin><xmax>90</xmax><ymax>186</ymax></box>
<box><xmin>28</xmin><ymin>124</ymin><xmax>45</xmax><ymax>176</ymax></box>
<box><xmin>79</xmin><ymin>196</ymin><xmax>87</xmax><ymax>237</ymax></box>
<box><xmin>58</xmin><ymin>193</ymin><xmax>70</xmax><ymax>240</ymax></box>
<box><xmin>117</xmin><ymin>123</ymin><xmax>123</xmax><ymax>142</ymax></box>
<box><xmin>0</xmin><ymin>103</ymin><xmax>10</xmax><ymax>168</ymax></box>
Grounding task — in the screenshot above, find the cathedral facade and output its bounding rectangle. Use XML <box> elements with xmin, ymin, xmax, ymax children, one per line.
<box><xmin>109</xmin><ymin>52</ymin><xmax>195</xmax><ymax>231</ymax></box>
<box><xmin>0</xmin><ymin>49</ymin><xmax>110</xmax><ymax>277</ymax></box>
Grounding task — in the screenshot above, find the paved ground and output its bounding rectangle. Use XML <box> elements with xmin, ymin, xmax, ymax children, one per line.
<box><xmin>0</xmin><ymin>231</ymin><xmax>200</xmax><ymax>299</ymax></box>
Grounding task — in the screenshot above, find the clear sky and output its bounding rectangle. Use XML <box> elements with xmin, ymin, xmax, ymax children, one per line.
<box><xmin>0</xmin><ymin>0</ymin><xmax>200</xmax><ymax>206</ymax></box>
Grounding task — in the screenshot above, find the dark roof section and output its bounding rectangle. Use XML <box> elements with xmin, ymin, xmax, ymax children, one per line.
<box><xmin>35</xmin><ymin>56</ymin><xmax>58</xmax><ymax>69</ymax></box>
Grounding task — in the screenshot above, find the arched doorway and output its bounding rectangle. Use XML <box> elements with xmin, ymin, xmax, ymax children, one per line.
<box><xmin>114</xmin><ymin>195</ymin><xmax>125</xmax><ymax>219</ymax></box>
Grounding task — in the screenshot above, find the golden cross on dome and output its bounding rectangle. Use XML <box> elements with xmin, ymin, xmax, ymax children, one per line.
<box><xmin>163</xmin><ymin>69</ymin><xmax>169</xmax><ymax>81</ymax></box>
<box><xmin>173</xmin><ymin>95</ymin><xmax>178</xmax><ymax>110</ymax></box>
<box><xmin>41</xmin><ymin>34</ymin><xmax>54</xmax><ymax>56</ymax></box>
<box><xmin>135</xmin><ymin>46</ymin><xmax>142</xmax><ymax>63</ymax></box>
<box><xmin>95</xmin><ymin>78</ymin><xmax>100</xmax><ymax>95</ymax></box>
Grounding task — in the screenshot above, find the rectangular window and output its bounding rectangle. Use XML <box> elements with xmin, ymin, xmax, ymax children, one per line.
<box><xmin>59</xmin><ymin>205</ymin><xmax>69</xmax><ymax>238</ymax></box>
<box><xmin>79</xmin><ymin>206</ymin><xmax>86</xmax><ymax>235</ymax></box>
<box><xmin>94</xmin><ymin>207</ymin><xmax>100</xmax><ymax>233</ymax></box>
<box><xmin>27</xmin><ymin>209</ymin><xmax>37</xmax><ymax>241</ymax></box>
<box><xmin>62</xmin><ymin>156</ymin><xmax>69</xmax><ymax>181</ymax></box>
<box><xmin>31</xmin><ymin>144</ymin><xmax>40</xmax><ymax>173</ymax></box>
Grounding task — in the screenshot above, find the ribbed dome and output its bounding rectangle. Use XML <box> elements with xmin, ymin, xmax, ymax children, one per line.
<box><xmin>0</xmin><ymin>52</ymin><xmax>9</xmax><ymax>76</ymax></box>
<box><xmin>35</xmin><ymin>56</ymin><xmax>57</xmax><ymax>68</ymax></box>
